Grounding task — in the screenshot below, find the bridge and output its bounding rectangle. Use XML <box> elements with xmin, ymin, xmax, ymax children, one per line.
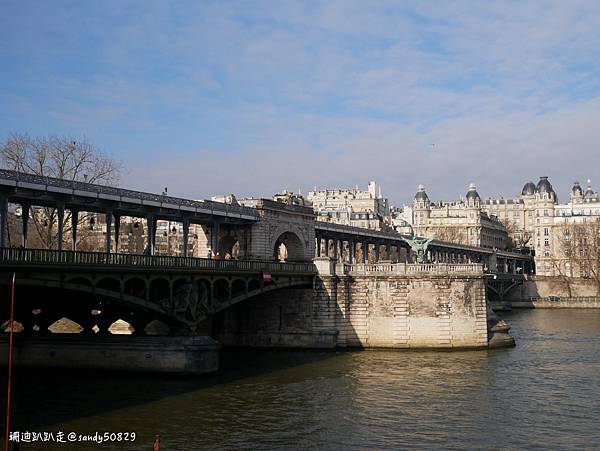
<box><xmin>0</xmin><ymin>170</ymin><xmax>530</xmax><ymax>371</ymax></box>
<box><xmin>0</xmin><ymin>169</ymin><xmax>533</xmax><ymax>271</ymax></box>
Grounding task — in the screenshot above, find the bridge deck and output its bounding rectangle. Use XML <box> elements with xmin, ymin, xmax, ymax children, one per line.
<box><xmin>315</xmin><ymin>221</ymin><xmax>533</xmax><ymax>261</ymax></box>
<box><xmin>0</xmin><ymin>169</ymin><xmax>259</xmax><ymax>223</ymax></box>
<box><xmin>0</xmin><ymin>248</ymin><xmax>316</xmax><ymax>275</ymax></box>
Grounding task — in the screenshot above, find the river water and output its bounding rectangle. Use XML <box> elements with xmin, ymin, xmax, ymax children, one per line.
<box><xmin>3</xmin><ymin>309</ymin><xmax>600</xmax><ymax>450</ymax></box>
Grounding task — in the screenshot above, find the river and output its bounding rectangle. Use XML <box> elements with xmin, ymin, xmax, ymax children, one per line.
<box><xmin>3</xmin><ymin>309</ymin><xmax>600</xmax><ymax>450</ymax></box>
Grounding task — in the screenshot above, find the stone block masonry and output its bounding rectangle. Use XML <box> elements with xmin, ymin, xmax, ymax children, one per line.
<box><xmin>328</xmin><ymin>273</ymin><xmax>488</xmax><ymax>349</ymax></box>
<box><xmin>216</xmin><ymin>259</ymin><xmax>493</xmax><ymax>350</ymax></box>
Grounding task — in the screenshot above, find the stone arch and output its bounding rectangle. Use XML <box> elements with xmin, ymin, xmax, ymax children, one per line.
<box><xmin>1</xmin><ymin>320</ymin><xmax>24</xmax><ymax>333</ymax></box>
<box><xmin>273</xmin><ymin>231</ymin><xmax>306</xmax><ymax>262</ymax></box>
<box><xmin>48</xmin><ymin>317</ymin><xmax>83</xmax><ymax>334</ymax></box>
<box><xmin>108</xmin><ymin>319</ymin><xmax>134</xmax><ymax>335</ymax></box>
<box><xmin>144</xmin><ymin>319</ymin><xmax>170</xmax><ymax>336</ymax></box>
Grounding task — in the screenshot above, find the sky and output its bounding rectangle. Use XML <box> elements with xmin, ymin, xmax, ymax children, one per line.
<box><xmin>1</xmin><ymin>0</ymin><xmax>600</xmax><ymax>205</ymax></box>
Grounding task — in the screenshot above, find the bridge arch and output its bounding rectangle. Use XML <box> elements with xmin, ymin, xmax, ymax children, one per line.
<box><xmin>231</xmin><ymin>279</ymin><xmax>247</xmax><ymax>298</ymax></box>
<box><xmin>66</xmin><ymin>276</ymin><xmax>92</xmax><ymax>286</ymax></box>
<box><xmin>124</xmin><ymin>277</ymin><xmax>147</xmax><ymax>299</ymax></box>
<box><xmin>150</xmin><ymin>278</ymin><xmax>170</xmax><ymax>304</ymax></box>
<box><xmin>214</xmin><ymin>279</ymin><xmax>230</xmax><ymax>303</ymax></box>
<box><xmin>273</xmin><ymin>231</ymin><xmax>306</xmax><ymax>262</ymax></box>
<box><xmin>218</xmin><ymin>235</ymin><xmax>241</xmax><ymax>259</ymax></box>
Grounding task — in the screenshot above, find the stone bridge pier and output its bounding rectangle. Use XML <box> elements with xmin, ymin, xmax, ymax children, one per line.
<box><xmin>215</xmin><ymin>258</ymin><xmax>515</xmax><ymax>350</ymax></box>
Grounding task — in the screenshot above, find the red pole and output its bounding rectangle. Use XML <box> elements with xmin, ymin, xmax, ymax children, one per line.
<box><xmin>4</xmin><ymin>273</ymin><xmax>15</xmax><ymax>451</ymax></box>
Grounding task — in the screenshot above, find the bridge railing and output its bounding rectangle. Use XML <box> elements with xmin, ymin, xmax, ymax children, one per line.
<box><xmin>0</xmin><ymin>248</ymin><xmax>316</xmax><ymax>274</ymax></box>
<box><xmin>343</xmin><ymin>263</ymin><xmax>484</xmax><ymax>275</ymax></box>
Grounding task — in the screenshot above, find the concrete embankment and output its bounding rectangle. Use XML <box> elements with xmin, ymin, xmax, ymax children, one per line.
<box><xmin>512</xmin><ymin>298</ymin><xmax>600</xmax><ymax>309</ymax></box>
<box><xmin>0</xmin><ymin>335</ymin><xmax>219</xmax><ymax>374</ymax></box>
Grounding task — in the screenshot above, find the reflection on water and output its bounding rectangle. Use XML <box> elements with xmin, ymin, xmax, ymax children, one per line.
<box><xmin>2</xmin><ymin>309</ymin><xmax>600</xmax><ymax>450</ymax></box>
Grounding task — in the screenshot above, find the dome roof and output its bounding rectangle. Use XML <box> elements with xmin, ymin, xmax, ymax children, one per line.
<box><xmin>414</xmin><ymin>184</ymin><xmax>429</xmax><ymax>202</ymax></box>
<box><xmin>521</xmin><ymin>181</ymin><xmax>536</xmax><ymax>196</ymax></box>
<box><xmin>572</xmin><ymin>181</ymin><xmax>583</xmax><ymax>196</ymax></box>
<box><xmin>584</xmin><ymin>179</ymin><xmax>594</xmax><ymax>198</ymax></box>
<box><xmin>536</xmin><ymin>176</ymin><xmax>555</xmax><ymax>195</ymax></box>
<box><xmin>466</xmin><ymin>182</ymin><xmax>481</xmax><ymax>201</ymax></box>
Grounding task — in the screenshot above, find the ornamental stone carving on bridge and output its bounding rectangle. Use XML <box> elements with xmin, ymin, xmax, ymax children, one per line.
<box><xmin>400</xmin><ymin>236</ymin><xmax>433</xmax><ymax>264</ymax></box>
<box><xmin>171</xmin><ymin>282</ymin><xmax>211</xmax><ymax>325</ymax></box>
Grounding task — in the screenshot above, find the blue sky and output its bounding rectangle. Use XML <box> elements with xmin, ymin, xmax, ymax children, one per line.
<box><xmin>2</xmin><ymin>0</ymin><xmax>600</xmax><ymax>204</ymax></box>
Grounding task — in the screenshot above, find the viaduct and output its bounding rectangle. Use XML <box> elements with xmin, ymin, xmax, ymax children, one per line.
<box><xmin>0</xmin><ymin>170</ymin><xmax>531</xmax><ymax>373</ymax></box>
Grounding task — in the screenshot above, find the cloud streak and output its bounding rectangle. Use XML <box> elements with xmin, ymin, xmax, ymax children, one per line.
<box><xmin>1</xmin><ymin>0</ymin><xmax>600</xmax><ymax>204</ymax></box>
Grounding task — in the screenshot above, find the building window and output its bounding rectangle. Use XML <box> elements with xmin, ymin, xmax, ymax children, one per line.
<box><xmin>544</xmin><ymin>227</ymin><xmax>549</xmax><ymax>236</ymax></box>
<box><xmin>544</xmin><ymin>238</ymin><xmax>549</xmax><ymax>247</ymax></box>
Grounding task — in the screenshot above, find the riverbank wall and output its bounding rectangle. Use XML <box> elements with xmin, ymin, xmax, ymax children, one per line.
<box><xmin>503</xmin><ymin>276</ymin><xmax>600</xmax><ymax>309</ymax></box>
<box><xmin>512</xmin><ymin>297</ymin><xmax>600</xmax><ymax>309</ymax></box>
<box><xmin>0</xmin><ymin>335</ymin><xmax>219</xmax><ymax>374</ymax></box>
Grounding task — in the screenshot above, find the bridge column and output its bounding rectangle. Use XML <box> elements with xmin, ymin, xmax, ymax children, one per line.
<box><xmin>362</xmin><ymin>241</ymin><xmax>368</xmax><ymax>263</ymax></box>
<box><xmin>315</xmin><ymin>236</ymin><xmax>321</xmax><ymax>257</ymax></box>
<box><xmin>212</xmin><ymin>222</ymin><xmax>221</xmax><ymax>257</ymax></box>
<box><xmin>20</xmin><ymin>202</ymin><xmax>30</xmax><ymax>248</ymax></box>
<box><xmin>374</xmin><ymin>243</ymin><xmax>380</xmax><ymax>262</ymax></box>
<box><xmin>114</xmin><ymin>213</ymin><xmax>121</xmax><ymax>253</ymax></box>
<box><xmin>349</xmin><ymin>240</ymin><xmax>355</xmax><ymax>263</ymax></box>
<box><xmin>70</xmin><ymin>208</ymin><xmax>78</xmax><ymax>251</ymax></box>
<box><xmin>182</xmin><ymin>219</ymin><xmax>190</xmax><ymax>257</ymax></box>
<box><xmin>147</xmin><ymin>214</ymin><xmax>156</xmax><ymax>255</ymax></box>
<box><xmin>105</xmin><ymin>208</ymin><xmax>113</xmax><ymax>254</ymax></box>
<box><xmin>57</xmin><ymin>203</ymin><xmax>65</xmax><ymax>251</ymax></box>
<box><xmin>333</xmin><ymin>239</ymin><xmax>339</xmax><ymax>261</ymax></box>
<box><xmin>0</xmin><ymin>195</ymin><xmax>7</xmax><ymax>248</ymax></box>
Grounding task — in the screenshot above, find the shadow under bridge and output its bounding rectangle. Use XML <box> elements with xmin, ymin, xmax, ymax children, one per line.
<box><xmin>0</xmin><ymin>248</ymin><xmax>315</xmax><ymax>336</ymax></box>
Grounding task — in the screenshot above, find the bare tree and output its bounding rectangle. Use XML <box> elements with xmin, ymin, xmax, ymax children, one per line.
<box><xmin>429</xmin><ymin>227</ymin><xmax>467</xmax><ymax>246</ymax></box>
<box><xmin>504</xmin><ymin>220</ymin><xmax>532</xmax><ymax>248</ymax></box>
<box><xmin>1</xmin><ymin>133</ymin><xmax>122</xmax><ymax>249</ymax></box>
<box><xmin>556</xmin><ymin>219</ymin><xmax>600</xmax><ymax>295</ymax></box>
